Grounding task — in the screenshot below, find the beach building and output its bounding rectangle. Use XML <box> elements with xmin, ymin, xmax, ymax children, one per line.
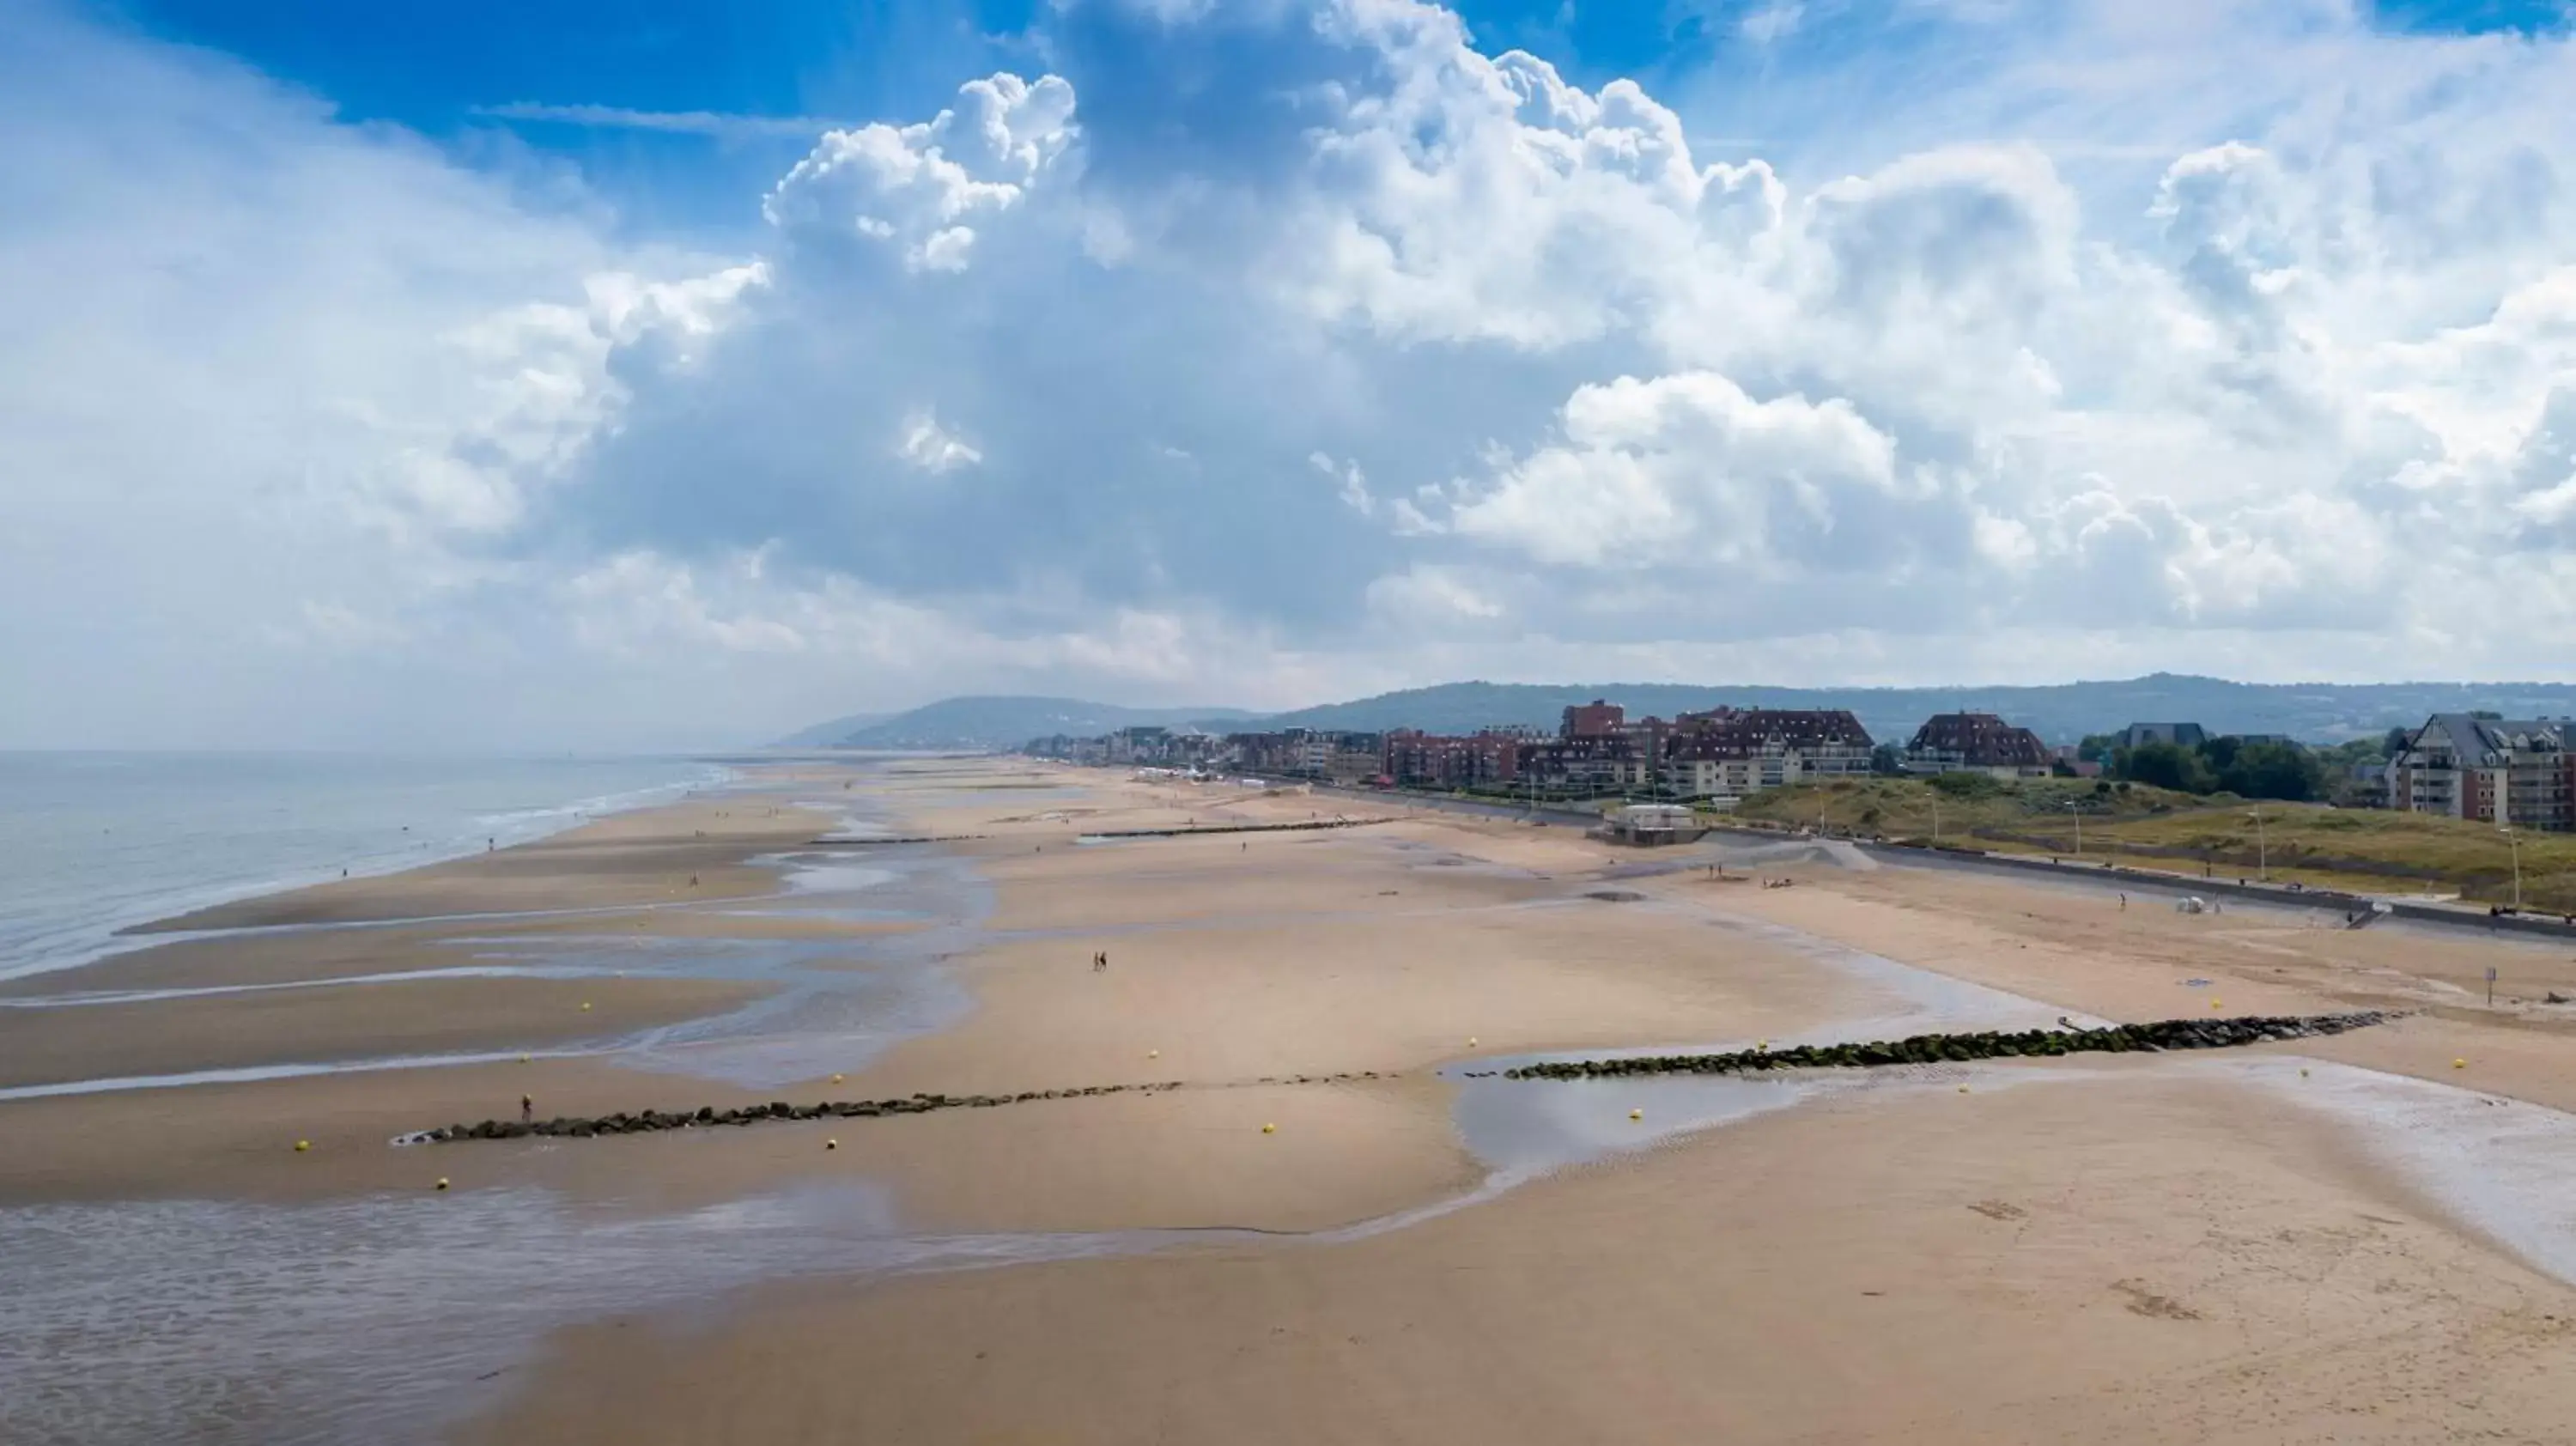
<box><xmin>1904</xmin><ymin>712</ymin><xmax>2053</xmax><ymax>779</ymax></box>
<box><xmin>2117</xmin><ymin>722</ymin><xmax>2208</xmax><ymax>750</ymax></box>
<box><xmin>2390</xmin><ymin>714</ymin><xmax>2576</xmax><ymax>830</ymax></box>
<box><xmin>1381</xmin><ymin>729</ymin><xmax>1523</xmax><ymax>788</ymax></box>
<box><xmin>1517</xmin><ymin>734</ymin><xmax>1650</xmax><ymax>793</ymax></box>
<box><xmin>1514</xmin><ymin>699</ymin><xmax>1658</xmax><ymax>793</ymax></box>
<box><xmin>1660</xmin><ymin>708</ymin><xmax>1874</xmax><ymax>804</ymax></box>
<box><xmin>1595</xmin><ymin>802</ymin><xmax>1705</xmax><ymax>846</ymax></box>
<box><xmin>1562</xmin><ymin>699</ymin><xmax>1625</xmax><ymax>738</ymax></box>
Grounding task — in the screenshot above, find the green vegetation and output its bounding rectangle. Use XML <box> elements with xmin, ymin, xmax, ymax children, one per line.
<box><xmin>1732</xmin><ymin>776</ymin><xmax>2576</xmax><ymax>912</ymax></box>
<box><xmin>2067</xmin><ymin>734</ymin><xmax>2332</xmax><ymax>800</ymax></box>
<box><xmin>1735</xmin><ymin>775</ymin><xmax>2201</xmax><ymax>835</ymax></box>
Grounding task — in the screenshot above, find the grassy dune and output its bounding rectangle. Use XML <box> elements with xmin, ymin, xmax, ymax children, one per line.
<box><xmin>1730</xmin><ymin>777</ymin><xmax>2576</xmax><ymax>912</ymax></box>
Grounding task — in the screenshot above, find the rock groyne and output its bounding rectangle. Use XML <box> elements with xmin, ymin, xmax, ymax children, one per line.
<box><xmin>1492</xmin><ymin>1012</ymin><xmax>2390</xmax><ymax>1080</ymax></box>
<box><xmin>404</xmin><ymin>1014</ymin><xmax>2390</xmax><ymax>1146</ymax></box>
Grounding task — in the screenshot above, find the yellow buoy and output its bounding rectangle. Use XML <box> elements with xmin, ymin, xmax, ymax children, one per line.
<box><xmin>1467</xmin><ymin>1036</ymin><xmax>1479</xmax><ymax>1048</ymax></box>
<box><xmin>825</xmin><ymin>1138</ymin><xmax>839</xmax><ymax>1151</ymax></box>
<box><xmin>1959</xmin><ymin>1084</ymin><xmax>1971</xmax><ymax>1093</ymax></box>
<box><xmin>294</xmin><ymin>1139</ymin><xmax>311</xmax><ymax>1152</ymax></box>
<box><xmin>2453</xmin><ymin>1058</ymin><xmax>2467</xmax><ymax>1069</ymax></box>
<box><xmin>1757</xmin><ymin>1039</ymin><xmax>1769</xmax><ymax>1051</ymax></box>
<box><xmin>435</xmin><ymin>1177</ymin><xmax>450</xmax><ymax>1191</ymax></box>
<box><xmin>518</xmin><ymin>1054</ymin><xmax>531</xmax><ymax>1064</ymax></box>
<box><xmin>1629</xmin><ymin>1109</ymin><xmax>1643</xmax><ymax>1121</ymax></box>
<box><xmin>580</xmin><ymin>1001</ymin><xmax>592</xmax><ymax>1012</ymax></box>
<box><xmin>830</xmin><ymin>1073</ymin><xmax>844</xmax><ymax>1084</ymax></box>
<box><xmin>1261</xmin><ymin>1122</ymin><xmax>1277</xmax><ymax>1134</ymax></box>
<box><xmin>1148</xmin><ymin>1049</ymin><xmax>1160</xmax><ymax>1059</ymax></box>
<box><xmin>2210</xmin><ymin>999</ymin><xmax>2222</xmax><ymax>1010</ymax></box>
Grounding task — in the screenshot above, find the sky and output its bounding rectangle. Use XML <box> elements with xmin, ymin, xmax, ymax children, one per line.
<box><xmin>3</xmin><ymin>0</ymin><xmax>2574</xmax><ymax>750</ymax></box>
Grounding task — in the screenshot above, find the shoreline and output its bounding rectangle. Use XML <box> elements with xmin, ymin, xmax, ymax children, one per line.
<box><xmin>10</xmin><ymin>756</ymin><xmax>2576</xmax><ymax>1445</ymax></box>
<box><xmin>1</xmin><ymin>752</ymin><xmax>742</xmax><ymax>987</ymax></box>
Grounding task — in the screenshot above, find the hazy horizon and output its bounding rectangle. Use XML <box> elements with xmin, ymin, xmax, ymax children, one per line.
<box><xmin>9</xmin><ymin>0</ymin><xmax>2576</xmax><ymax>752</ymax></box>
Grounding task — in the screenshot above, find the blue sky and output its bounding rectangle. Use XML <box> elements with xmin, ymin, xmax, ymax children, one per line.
<box><xmin>6</xmin><ymin>0</ymin><xmax>2576</xmax><ymax>747</ymax></box>
<box><xmin>109</xmin><ymin>0</ymin><xmax>2563</xmax><ymax>234</ymax></box>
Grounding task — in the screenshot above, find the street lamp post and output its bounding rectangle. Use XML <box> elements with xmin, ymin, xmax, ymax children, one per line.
<box><xmin>2247</xmin><ymin>807</ymin><xmax>2267</xmax><ymax>882</ymax></box>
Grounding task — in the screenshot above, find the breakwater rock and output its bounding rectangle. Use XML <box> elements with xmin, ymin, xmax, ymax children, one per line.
<box><xmin>403</xmin><ymin>1016</ymin><xmax>2389</xmax><ymax>1148</ymax></box>
<box><xmin>404</xmin><ymin>1072</ymin><xmax>1390</xmax><ymax>1146</ymax></box>
<box><xmin>1081</xmin><ymin>818</ymin><xmax>1389</xmax><ymax>840</ymax></box>
<box><xmin>1496</xmin><ymin>1012</ymin><xmax>2389</xmax><ymax>1080</ymax></box>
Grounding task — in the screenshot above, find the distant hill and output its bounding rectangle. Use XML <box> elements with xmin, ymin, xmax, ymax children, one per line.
<box><xmin>769</xmin><ymin>712</ymin><xmax>890</xmax><ymax>749</ymax></box>
<box><xmin>787</xmin><ymin>695</ymin><xmax>1250</xmax><ymax>751</ymax></box>
<box><xmin>1247</xmin><ymin>675</ymin><xmax>2576</xmax><ymax>746</ymax></box>
<box><xmin>786</xmin><ymin>675</ymin><xmax>2576</xmax><ymax>752</ymax></box>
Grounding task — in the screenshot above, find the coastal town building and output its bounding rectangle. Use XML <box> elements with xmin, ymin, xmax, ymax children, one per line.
<box><xmin>1904</xmin><ymin>713</ymin><xmax>2053</xmax><ymax>778</ymax></box>
<box><xmin>1660</xmin><ymin>708</ymin><xmax>1875</xmax><ymax>805</ymax></box>
<box><xmin>1512</xmin><ymin>700</ymin><xmax>1657</xmax><ymax>793</ymax></box>
<box><xmin>2117</xmin><ymin>722</ymin><xmax>2208</xmax><ymax>750</ymax></box>
<box><xmin>1030</xmin><ymin>726</ymin><xmax>1224</xmax><ymax>769</ymax></box>
<box><xmin>1562</xmin><ymin>699</ymin><xmax>1625</xmax><ymax>738</ymax></box>
<box><xmin>1382</xmin><ymin>730</ymin><xmax>1523</xmax><ymax>788</ymax></box>
<box><xmin>1031</xmin><ymin>698</ymin><xmax>2065</xmax><ymax>805</ymax></box>
<box><xmin>1228</xmin><ymin>729</ymin><xmax>1386</xmax><ymax>782</ymax></box>
<box><xmin>2390</xmin><ymin>715</ymin><xmax>2576</xmax><ymax>831</ymax></box>
<box><xmin>1517</xmin><ymin>733</ymin><xmax>1650</xmax><ymax>793</ymax></box>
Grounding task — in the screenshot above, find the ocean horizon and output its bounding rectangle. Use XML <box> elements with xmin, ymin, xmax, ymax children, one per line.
<box><xmin>0</xmin><ymin>751</ymin><xmax>737</xmax><ymax>983</ymax></box>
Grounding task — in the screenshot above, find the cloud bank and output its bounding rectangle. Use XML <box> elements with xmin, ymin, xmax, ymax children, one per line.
<box><xmin>4</xmin><ymin>0</ymin><xmax>2574</xmax><ymax>747</ymax></box>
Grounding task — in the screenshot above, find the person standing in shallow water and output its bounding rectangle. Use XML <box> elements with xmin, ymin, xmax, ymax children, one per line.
<box><xmin>521</xmin><ymin>1095</ymin><xmax>533</xmax><ymax>1124</ymax></box>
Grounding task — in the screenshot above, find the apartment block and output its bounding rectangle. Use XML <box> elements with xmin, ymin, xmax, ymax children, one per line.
<box><xmin>2391</xmin><ymin>714</ymin><xmax>2576</xmax><ymax>831</ymax></box>
<box><xmin>1904</xmin><ymin>712</ymin><xmax>2052</xmax><ymax>778</ymax></box>
<box><xmin>1382</xmin><ymin>730</ymin><xmax>1523</xmax><ymax>788</ymax></box>
<box><xmin>1660</xmin><ymin>708</ymin><xmax>1875</xmax><ymax>804</ymax></box>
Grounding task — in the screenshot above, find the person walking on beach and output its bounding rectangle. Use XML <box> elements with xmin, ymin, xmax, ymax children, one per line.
<box><xmin>520</xmin><ymin>1095</ymin><xmax>533</xmax><ymax>1125</ymax></box>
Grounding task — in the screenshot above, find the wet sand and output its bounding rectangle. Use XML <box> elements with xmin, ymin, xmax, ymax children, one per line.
<box><xmin>466</xmin><ymin>1070</ymin><xmax>2576</xmax><ymax>1446</ymax></box>
<box><xmin>132</xmin><ymin>793</ymin><xmax>823</xmax><ymax>933</ymax></box>
<box><xmin>0</xmin><ymin>785</ymin><xmax>859</xmax><ymax>1205</ymax></box>
<box><xmin>459</xmin><ymin>766</ymin><xmax>2576</xmax><ymax>1446</ymax></box>
<box><xmin>9</xmin><ymin>757</ymin><xmax>2576</xmax><ymax>1445</ymax></box>
<box><xmin>0</xmin><ymin>972</ymin><xmax>762</xmax><ymax>1091</ymax></box>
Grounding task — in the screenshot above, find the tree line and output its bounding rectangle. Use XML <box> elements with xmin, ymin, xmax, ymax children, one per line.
<box><xmin>2071</xmin><ymin>727</ymin><xmax>2413</xmax><ymax>804</ymax></box>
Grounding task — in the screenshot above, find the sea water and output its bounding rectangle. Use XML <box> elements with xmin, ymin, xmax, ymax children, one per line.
<box><xmin>0</xmin><ymin>751</ymin><xmax>734</xmax><ymax>982</ymax></box>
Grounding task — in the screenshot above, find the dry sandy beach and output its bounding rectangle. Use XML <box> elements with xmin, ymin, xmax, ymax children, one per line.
<box><xmin>8</xmin><ymin>756</ymin><xmax>2576</xmax><ymax>1444</ymax></box>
